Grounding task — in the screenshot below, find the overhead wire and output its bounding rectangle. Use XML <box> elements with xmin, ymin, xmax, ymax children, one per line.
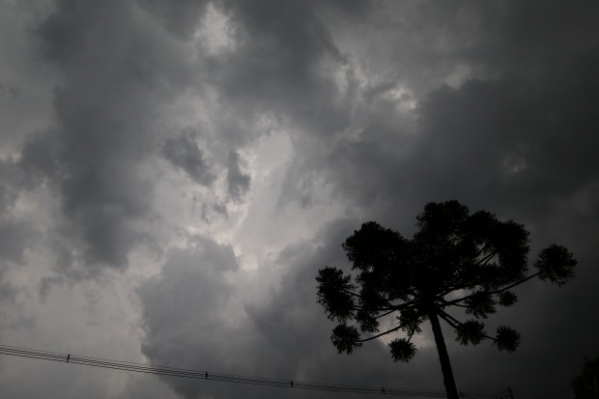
<box><xmin>0</xmin><ymin>343</ymin><xmax>506</xmax><ymax>398</ymax></box>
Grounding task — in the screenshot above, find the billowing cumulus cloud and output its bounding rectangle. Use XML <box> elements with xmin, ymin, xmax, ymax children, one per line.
<box><xmin>20</xmin><ymin>0</ymin><xmax>167</xmax><ymax>270</ymax></box>
<box><xmin>0</xmin><ymin>1</ymin><xmax>598</xmax><ymax>399</ymax></box>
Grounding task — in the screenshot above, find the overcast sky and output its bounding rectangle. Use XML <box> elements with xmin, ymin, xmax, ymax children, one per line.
<box><xmin>1</xmin><ymin>0</ymin><xmax>598</xmax><ymax>398</ymax></box>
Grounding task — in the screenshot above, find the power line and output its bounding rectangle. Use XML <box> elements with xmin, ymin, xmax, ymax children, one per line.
<box><xmin>0</xmin><ymin>343</ymin><xmax>507</xmax><ymax>398</ymax></box>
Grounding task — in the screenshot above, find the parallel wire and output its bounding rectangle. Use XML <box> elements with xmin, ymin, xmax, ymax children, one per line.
<box><xmin>0</xmin><ymin>344</ymin><xmax>506</xmax><ymax>398</ymax></box>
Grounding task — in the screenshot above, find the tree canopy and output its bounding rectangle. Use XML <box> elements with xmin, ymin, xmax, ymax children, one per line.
<box><xmin>316</xmin><ymin>200</ymin><xmax>577</xmax><ymax>399</ymax></box>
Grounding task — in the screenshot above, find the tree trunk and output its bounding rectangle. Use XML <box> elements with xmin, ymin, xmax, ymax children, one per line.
<box><xmin>429</xmin><ymin>311</ymin><xmax>460</xmax><ymax>399</ymax></box>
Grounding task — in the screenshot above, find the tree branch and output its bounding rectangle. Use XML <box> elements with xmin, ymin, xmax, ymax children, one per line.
<box><xmin>437</xmin><ymin>309</ymin><xmax>462</xmax><ymax>327</ymax></box>
<box><xmin>374</xmin><ymin>309</ymin><xmax>399</xmax><ymax>320</ymax></box>
<box><xmin>437</xmin><ymin>284</ymin><xmax>469</xmax><ymax>299</ymax></box>
<box><xmin>475</xmin><ymin>251</ymin><xmax>496</xmax><ymax>266</ymax></box>
<box><xmin>360</xmin><ymin>298</ymin><xmax>419</xmax><ymax>313</ymax></box>
<box><xmin>356</xmin><ymin>323</ymin><xmax>406</xmax><ymax>343</ymax></box>
<box><xmin>441</xmin><ymin>272</ymin><xmax>540</xmax><ymax>307</ymax></box>
<box><xmin>343</xmin><ymin>288</ymin><xmax>419</xmax><ymax>312</ymax></box>
<box><xmin>474</xmin><ymin>244</ymin><xmax>490</xmax><ymax>259</ymax></box>
<box><xmin>438</xmin><ymin>312</ymin><xmax>460</xmax><ymax>330</ymax></box>
<box><xmin>437</xmin><ymin>309</ymin><xmax>496</xmax><ymax>342</ymax></box>
<box><xmin>342</xmin><ymin>288</ymin><xmax>362</xmax><ymax>298</ymax></box>
<box><xmin>491</xmin><ymin>272</ymin><xmax>540</xmax><ymax>295</ymax></box>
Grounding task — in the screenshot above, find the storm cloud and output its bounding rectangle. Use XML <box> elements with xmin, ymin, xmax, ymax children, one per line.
<box><xmin>0</xmin><ymin>1</ymin><xmax>598</xmax><ymax>399</ymax></box>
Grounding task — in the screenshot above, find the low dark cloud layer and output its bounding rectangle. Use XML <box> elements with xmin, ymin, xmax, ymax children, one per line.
<box><xmin>0</xmin><ymin>1</ymin><xmax>598</xmax><ymax>398</ymax></box>
<box><xmin>139</xmin><ymin>222</ymin><xmax>450</xmax><ymax>399</ymax></box>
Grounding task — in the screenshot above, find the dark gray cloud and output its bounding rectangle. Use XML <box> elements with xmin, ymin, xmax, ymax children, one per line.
<box><xmin>226</xmin><ymin>151</ymin><xmax>250</xmax><ymax>201</ymax></box>
<box><xmin>138</xmin><ymin>237</ymin><xmax>243</xmax><ymax>398</ymax></box>
<box><xmin>137</xmin><ymin>1</ymin><xmax>598</xmax><ymax>397</ymax></box>
<box><xmin>138</xmin><ymin>0</ymin><xmax>210</xmax><ymax>39</ymax></box>
<box><xmin>163</xmin><ymin>131</ymin><xmax>215</xmax><ymax>186</ymax></box>
<box><xmin>0</xmin><ymin>162</ymin><xmax>21</xmax><ymax>215</ymax></box>
<box><xmin>1</xmin><ymin>1</ymin><xmax>598</xmax><ymax>398</ymax></box>
<box><xmin>199</xmin><ymin>0</ymin><xmax>351</xmax><ymax>143</ymax></box>
<box><xmin>16</xmin><ymin>0</ymin><xmax>201</xmax><ymax>271</ymax></box>
<box><xmin>0</xmin><ymin>160</ymin><xmax>37</xmax><ymax>300</ymax></box>
<box><xmin>0</xmin><ymin>217</ymin><xmax>35</xmax><ymax>265</ymax></box>
<box><xmin>33</xmin><ymin>1</ymin><xmax>155</xmax><ymax>269</ymax></box>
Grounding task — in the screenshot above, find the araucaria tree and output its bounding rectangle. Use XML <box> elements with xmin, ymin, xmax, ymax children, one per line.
<box><xmin>316</xmin><ymin>201</ymin><xmax>577</xmax><ymax>399</ymax></box>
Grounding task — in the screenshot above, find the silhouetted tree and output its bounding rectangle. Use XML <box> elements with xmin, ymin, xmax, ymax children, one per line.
<box><xmin>316</xmin><ymin>201</ymin><xmax>577</xmax><ymax>399</ymax></box>
<box><xmin>572</xmin><ymin>357</ymin><xmax>599</xmax><ymax>399</ymax></box>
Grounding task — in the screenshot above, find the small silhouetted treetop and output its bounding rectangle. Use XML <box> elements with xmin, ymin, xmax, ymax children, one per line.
<box><xmin>316</xmin><ymin>200</ymin><xmax>577</xmax><ymax>399</ymax></box>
